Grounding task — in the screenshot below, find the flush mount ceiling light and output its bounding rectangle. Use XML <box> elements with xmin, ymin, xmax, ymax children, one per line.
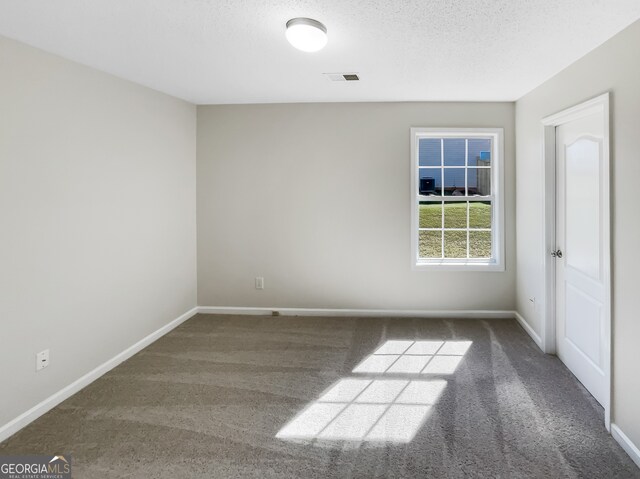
<box><xmin>285</xmin><ymin>18</ymin><xmax>328</xmax><ymax>52</ymax></box>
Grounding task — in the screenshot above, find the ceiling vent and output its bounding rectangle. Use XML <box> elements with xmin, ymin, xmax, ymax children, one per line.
<box><xmin>324</xmin><ymin>73</ymin><xmax>360</xmax><ymax>82</ymax></box>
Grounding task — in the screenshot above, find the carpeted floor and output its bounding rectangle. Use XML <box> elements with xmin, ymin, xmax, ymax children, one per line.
<box><xmin>1</xmin><ymin>314</ymin><xmax>638</xmax><ymax>478</ymax></box>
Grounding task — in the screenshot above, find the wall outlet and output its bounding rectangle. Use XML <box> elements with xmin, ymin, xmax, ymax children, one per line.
<box><xmin>529</xmin><ymin>297</ymin><xmax>536</xmax><ymax>310</ymax></box>
<box><xmin>36</xmin><ymin>349</ymin><xmax>50</xmax><ymax>371</ymax></box>
<box><xmin>255</xmin><ymin>277</ymin><xmax>265</xmax><ymax>290</ymax></box>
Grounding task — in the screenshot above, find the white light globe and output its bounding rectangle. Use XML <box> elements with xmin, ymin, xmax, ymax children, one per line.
<box><xmin>286</xmin><ymin>18</ymin><xmax>328</xmax><ymax>52</ymax></box>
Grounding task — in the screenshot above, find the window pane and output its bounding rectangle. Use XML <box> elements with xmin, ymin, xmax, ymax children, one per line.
<box><xmin>419</xmin><ymin>168</ymin><xmax>441</xmax><ymax>195</ymax></box>
<box><xmin>444</xmin><ymin>231</ymin><xmax>467</xmax><ymax>258</ymax></box>
<box><xmin>468</xmin><ymin>139</ymin><xmax>491</xmax><ymax>166</ymax></box>
<box><xmin>469</xmin><ymin>201</ymin><xmax>491</xmax><ymax>229</ymax></box>
<box><xmin>443</xmin><ymin>202</ymin><xmax>467</xmax><ymax>229</ymax></box>
<box><xmin>443</xmin><ymin>168</ymin><xmax>465</xmax><ymax>196</ymax></box>
<box><xmin>443</xmin><ymin>138</ymin><xmax>465</xmax><ymax>166</ymax></box>
<box><xmin>419</xmin><ymin>201</ymin><xmax>442</xmax><ymax>228</ymax></box>
<box><xmin>419</xmin><ymin>138</ymin><xmax>441</xmax><ymax>167</ymax></box>
<box><xmin>469</xmin><ymin>231</ymin><xmax>491</xmax><ymax>258</ymax></box>
<box><xmin>467</xmin><ymin>168</ymin><xmax>491</xmax><ymax>196</ymax></box>
<box><xmin>419</xmin><ymin>231</ymin><xmax>441</xmax><ymax>258</ymax></box>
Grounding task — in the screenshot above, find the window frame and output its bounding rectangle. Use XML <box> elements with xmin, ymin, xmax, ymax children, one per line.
<box><xmin>410</xmin><ymin>127</ymin><xmax>505</xmax><ymax>271</ymax></box>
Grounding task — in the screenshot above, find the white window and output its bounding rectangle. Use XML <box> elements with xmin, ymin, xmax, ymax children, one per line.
<box><xmin>410</xmin><ymin>128</ymin><xmax>504</xmax><ymax>271</ymax></box>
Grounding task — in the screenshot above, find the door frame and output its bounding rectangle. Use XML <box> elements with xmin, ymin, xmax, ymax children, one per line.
<box><xmin>540</xmin><ymin>92</ymin><xmax>611</xmax><ymax>430</ymax></box>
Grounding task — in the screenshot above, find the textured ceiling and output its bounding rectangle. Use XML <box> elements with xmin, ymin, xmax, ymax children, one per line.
<box><xmin>1</xmin><ymin>0</ymin><xmax>639</xmax><ymax>104</ymax></box>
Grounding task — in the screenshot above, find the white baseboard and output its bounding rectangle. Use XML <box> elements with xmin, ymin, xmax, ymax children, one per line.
<box><xmin>197</xmin><ymin>306</ymin><xmax>516</xmax><ymax>319</ymax></box>
<box><xmin>612</xmin><ymin>423</ymin><xmax>640</xmax><ymax>469</ymax></box>
<box><xmin>513</xmin><ymin>311</ymin><xmax>544</xmax><ymax>351</ymax></box>
<box><xmin>0</xmin><ymin>306</ymin><xmax>199</xmax><ymax>444</ymax></box>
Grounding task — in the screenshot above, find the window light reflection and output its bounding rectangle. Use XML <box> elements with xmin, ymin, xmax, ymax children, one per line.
<box><xmin>276</xmin><ymin>339</ymin><xmax>472</xmax><ymax>444</ymax></box>
<box><xmin>277</xmin><ymin>378</ymin><xmax>447</xmax><ymax>442</ymax></box>
<box><xmin>352</xmin><ymin>340</ymin><xmax>471</xmax><ymax>375</ymax></box>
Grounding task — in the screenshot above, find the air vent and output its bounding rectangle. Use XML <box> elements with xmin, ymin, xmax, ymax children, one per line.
<box><xmin>324</xmin><ymin>73</ymin><xmax>360</xmax><ymax>82</ymax></box>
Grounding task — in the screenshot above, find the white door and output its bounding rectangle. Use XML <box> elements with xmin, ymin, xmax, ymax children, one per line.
<box><xmin>555</xmin><ymin>110</ymin><xmax>608</xmax><ymax>406</ymax></box>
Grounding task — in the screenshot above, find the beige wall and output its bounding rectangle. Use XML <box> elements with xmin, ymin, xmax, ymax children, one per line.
<box><xmin>516</xmin><ymin>20</ymin><xmax>640</xmax><ymax>445</ymax></box>
<box><xmin>197</xmin><ymin>102</ymin><xmax>515</xmax><ymax>311</ymax></box>
<box><xmin>0</xmin><ymin>37</ymin><xmax>197</xmax><ymax>429</ymax></box>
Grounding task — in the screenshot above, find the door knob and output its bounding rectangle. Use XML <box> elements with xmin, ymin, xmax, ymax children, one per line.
<box><xmin>551</xmin><ymin>249</ymin><xmax>563</xmax><ymax>258</ymax></box>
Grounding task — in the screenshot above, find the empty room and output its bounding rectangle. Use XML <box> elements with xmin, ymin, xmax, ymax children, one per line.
<box><xmin>1</xmin><ymin>1</ymin><xmax>639</xmax><ymax>477</ymax></box>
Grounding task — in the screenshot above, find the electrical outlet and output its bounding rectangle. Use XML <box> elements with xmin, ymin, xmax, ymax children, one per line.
<box><xmin>36</xmin><ymin>349</ymin><xmax>50</xmax><ymax>371</ymax></box>
<box><xmin>255</xmin><ymin>277</ymin><xmax>265</xmax><ymax>290</ymax></box>
<box><xmin>529</xmin><ymin>297</ymin><xmax>536</xmax><ymax>310</ymax></box>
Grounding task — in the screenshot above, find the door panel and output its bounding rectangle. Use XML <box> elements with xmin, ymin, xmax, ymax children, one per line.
<box><xmin>565</xmin><ymin>284</ymin><xmax>602</xmax><ymax>366</ymax></box>
<box><xmin>556</xmin><ymin>112</ymin><xmax>607</xmax><ymax>406</ymax></box>
<box><xmin>564</xmin><ymin>139</ymin><xmax>601</xmax><ymax>280</ymax></box>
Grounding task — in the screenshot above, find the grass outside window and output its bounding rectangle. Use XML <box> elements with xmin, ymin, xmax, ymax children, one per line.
<box><xmin>418</xmin><ymin>202</ymin><xmax>491</xmax><ymax>259</ymax></box>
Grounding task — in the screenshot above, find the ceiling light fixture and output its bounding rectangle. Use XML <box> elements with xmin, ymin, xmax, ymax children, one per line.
<box><xmin>285</xmin><ymin>18</ymin><xmax>328</xmax><ymax>52</ymax></box>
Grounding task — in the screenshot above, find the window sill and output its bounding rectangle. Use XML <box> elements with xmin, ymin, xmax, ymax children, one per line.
<box><xmin>412</xmin><ymin>261</ymin><xmax>505</xmax><ymax>272</ymax></box>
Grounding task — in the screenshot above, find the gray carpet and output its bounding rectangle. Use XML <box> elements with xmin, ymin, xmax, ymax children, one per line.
<box><xmin>1</xmin><ymin>315</ymin><xmax>637</xmax><ymax>478</ymax></box>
